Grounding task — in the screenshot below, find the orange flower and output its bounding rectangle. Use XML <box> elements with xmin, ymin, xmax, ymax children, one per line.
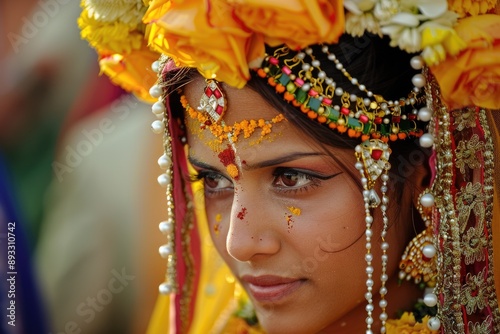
<box><xmin>431</xmin><ymin>14</ymin><xmax>500</xmax><ymax>109</ymax></box>
<box><xmin>448</xmin><ymin>0</ymin><xmax>497</xmax><ymax>17</ymax></box>
<box><xmin>98</xmin><ymin>43</ymin><xmax>160</xmax><ymax>102</ymax></box>
<box><xmin>231</xmin><ymin>0</ymin><xmax>345</xmax><ymax>49</ymax></box>
<box><xmin>144</xmin><ymin>0</ymin><xmax>265</xmax><ymax>88</ymax></box>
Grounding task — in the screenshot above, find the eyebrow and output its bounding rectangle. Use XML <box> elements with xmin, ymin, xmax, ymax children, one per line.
<box><xmin>244</xmin><ymin>152</ymin><xmax>329</xmax><ymax>170</ymax></box>
<box><xmin>189</xmin><ymin>152</ymin><xmax>327</xmax><ymax>171</ymax></box>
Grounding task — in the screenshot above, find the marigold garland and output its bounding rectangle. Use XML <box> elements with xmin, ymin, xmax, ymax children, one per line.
<box><xmin>180</xmin><ymin>95</ymin><xmax>286</xmax><ymax>144</ymax></box>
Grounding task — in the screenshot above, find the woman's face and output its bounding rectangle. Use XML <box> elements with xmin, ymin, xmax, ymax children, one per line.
<box><xmin>184</xmin><ymin>78</ymin><xmax>412</xmax><ymax>333</ymax></box>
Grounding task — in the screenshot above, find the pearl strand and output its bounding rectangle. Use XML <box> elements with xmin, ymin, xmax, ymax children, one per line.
<box><xmin>379</xmin><ymin>172</ymin><xmax>390</xmax><ymax>333</ymax></box>
<box><xmin>150</xmin><ymin>59</ymin><xmax>178</xmax><ymax>295</ymax></box>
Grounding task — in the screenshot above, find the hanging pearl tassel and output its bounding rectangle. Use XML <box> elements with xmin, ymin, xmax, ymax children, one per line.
<box><xmin>149</xmin><ymin>59</ymin><xmax>178</xmax><ymax>295</ymax></box>
<box><xmin>355</xmin><ymin>139</ymin><xmax>392</xmax><ymax>334</ymax></box>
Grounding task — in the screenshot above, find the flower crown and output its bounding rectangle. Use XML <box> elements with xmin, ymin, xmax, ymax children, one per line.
<box><xmin>78</xmin><ymin>0</ymin><xmax>500</xmax><ymax>110</ymax></box>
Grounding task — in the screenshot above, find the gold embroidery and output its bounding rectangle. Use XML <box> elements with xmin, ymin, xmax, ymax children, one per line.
<box><xmin>461</xmin><ymin>223</ymin><xmax>487</xmax><ymax>265</ymax></box>
<box><xmin>461</xmin><ymin>269</ymin><xmax>487</xmax><ymax>315</ymax></box>
<box><xmin>456</xmin><ymin>182</ymin><xmax>485</xmax><ymax>233</ymax></box>
<box><xmin>453</xmin><ymin>107</ymin><xmax>477</xmax><ymax>131</ymax></box>
<box><xmin>468</xmin><ymin>316</ymin><xmax>493</xmax><ymax>334</ymax></box>
<box><xmin>455</xmin><ymin>134</ymin><xmax>485</xmax><ymax>174</ymax></box>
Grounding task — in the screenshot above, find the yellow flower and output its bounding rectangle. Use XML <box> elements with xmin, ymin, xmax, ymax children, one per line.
<box><xmin>420</xmin><ymin>24</ymin><xmax>466</xmax><ymax>65</ymax></box>
<box><xmin>226</xmin><ymin>164</ymin><xmax>239</xmax><ymax>179</ymax></box>
<box><xmin>386</xmin><ymin>313</ymin><xmax>438</xmax><ymax>334</ymax></box>
<box><xmin>98</xmin><ymin>43</ymin><xmax>159</xmax><ymax>102</ymax></box>
<box><xmin>448</xmin><ymin>0</ymin><xmax>497</xmax><ymax>17</ymax></box>
<box><xmin>144</xmin><ymin>0</ymin><xmax>265</xmax><ymax>88</ymax></box>
<box><xmin>230</xmin><ymin>0</ymin><xmax>345</xmax><ymax>49</ymax></box>
<box><xmin>78</xmin><ymin>7</ymin><xmax>144</xmax><ymax>54</ymax></box>
<box><xmin>431</xmin><ymin>14</ymin><xmax>500</xmax><ymax>109</ymax></box>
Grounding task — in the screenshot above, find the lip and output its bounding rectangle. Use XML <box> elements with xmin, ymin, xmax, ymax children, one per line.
<box><xmin>241</xmin><ymin>275</ymin><xmax>305</xmax><ymax>303</ymax></box>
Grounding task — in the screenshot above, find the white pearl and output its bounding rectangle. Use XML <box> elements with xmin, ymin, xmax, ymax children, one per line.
<box><xmin>381</xmin><ymin>242</ymin><xmax>389</xmax><ymax>250</ymax></box>
<box><xmin>427</xmin><ymin>317</ymin><xmax>441</xmax><ymax>331</ymax></box>
<box><xmin>318</xmin><ymin>71</ymin><xmax>326</xmax><ymax>79</ymax></box>
<box><xmin>157</xmin><ymin>173</ymin><xmax>171</xmax><ymax>187</ymax></box>
<box><xmin>328</xmin><ymin>53</ymin><xmax>336</xmax><ymax>61</ymax></box>
<box><xmin>302</xmin><ymin>63</ymin><xmax>311</xmax><ymax>71</ymax></box>
<box><xmin>359</xmin><ymin>84</ymin><xmax>366</xmax><ymax>91</ymax></box>
<box><xmin>422</xmin><ymin>244</ymin><xmax>437</xmax><ymax>258</ymax></box>
<box><xmin>365</xmin><ymin>253</ymin><xmax>373</xmax><ymax>262</ymax></box>
<box><xmin>420</xmin><ymin>193</ymin><xmax>435</xmax><ymax>207</ymax></box>
<box><xmin>297</xmin><ymin>52</ymin><xmax>305</xmax><ymax>59</ymax></box>
<box><xmin>366</xmin><ymin>229</ymin><xmax>373</xmax><ymax>238</ymax></box>
<box><xmin>380</xmin><ymin>274</ymin><xmax>388</xmax><ymax>282</ymax></box>
<box><xmin>302</xmin><ymin>83</ymin><xmax>311</xmax><ymax>91</ymax></box>
<box><xmin>356</xmin><ymin>162</ymin><xmax>364</xmax><ymax>170</ymax></box>
<box><xmin>149</xmin><ymin>85</ymin><xmax>163</xmax><ymax>98</ymax></box>
<box><xmin>366</xmin><ymin>279</ymin><xmax>374</xmax><ymax>287</ymax></box>
<box><xmin>381</xmin><ymin>254</ymin><xmax>388</xmax><ymax>262</ymax></box>
<box><xmin>412</xmin><ymin>74</ymin><xmax>426</xmax><ymax>88</ymax></box>
<box><xmin>336</xmin><ymin>63</ymin><xmax>343</xmax><ymax>70</ymax></box>
<box><xmin>399</xmin><ymin>271</ymin><xmax>406</xmax><ymax>280</ymax></box>
<box><xmin>419</xmin><ymin>133</ymin><xmax>434</xmax><ymax>148</ymax></box>
<box><xmin>366</xmin><ymin>304</ymin><xmax>374</xmax><ymax>312</ymax></box>
<box><xmin>366</xmin><ymin>317</ymin><xmax>374</xmax><ymax>325</ymax></box>
<box><xmin>366</xmin><ymin>266</ymin><xmax>374</xmax><ymax>274</ymax></box>
<box><xmin>379</xmin><ymin>286</ymin><xmax>387</xmax><ymax>295</ymax></box>
<box><xmin>159</xmin><ymin>282</ymin><xmax>173</xmax><ymax>295</ymax></box>
<box><xmin>152</xmin><ymin>101</ymin><xmax>166</xmax><ymax>116</ymax></box>
<box><xmin>305</xmin><ymin>48</ymin><xmax>313</xmax><ymax>55</ymax></box>
<box><xmin>379</xmin><ymin>312</ymin><xmax>388</xmax><ymax>321</ymax></box>
<box><xmin>410</xmin><ymin>56</ymin><xmax>424</xmax><ymax>70</ymax></box>
<box><xmin>423</xmin><ymin>293</ymin><xmax>438</xmax><ymax>307</ymax></box>
<box><xmin>158</xmin><ymin>154</ymin><xmax>172</xmax><ymax>170</ymax></box>
<box><xmin>351</xmin><ymin>78</ymin><xmax>358</xmax><ymax>85</ymax></box>
<box><xmin>335</xmin><ymin>87</ymin><xmax>344</xmax><ymax>96</ymax></box>
<box><xmin>350</xmin><ymin>94</ymin><xmax>358</xmax><ymax>102</ymax></box>
<box><xmin>159</xmin><ymin>220</ymin><xmax>173</xmax><ymax>234</ymax></box>
<box><xmin>379</xmin><ymin>299</ymin><xmax>388</xmax><ymax>308</ymax></box>
<box><xmin>151</xmin><ymin>120</ymin><xmax>165</xmax><ymax>134</ymax></box>
<box><xmin>151</xmin><ymin>61</ymin><xmax>160</xmax><ymax>73</ymax></box>
<box><xmin>311</xmin><ymin>60</ymin><xmax>320</xmax><ymax>67</ymax></box>
<box><xmin>159</xmin><ymin>244</ymin><xmax>173</xmax><ymax>258</ymax></box>
<box><xmin>365</xmin><ymin>292</ymin><xmax>373</xmax><ymax>300</ymax></box>
<box><xmin>418</xmin><ymin>107</ymin><xmax>432</xmax><ymax>122</ymax></box>
<box><xmin>322</xmin><ymin>46</ymin><xmax>329</xmax><ymax>53</ymax></box>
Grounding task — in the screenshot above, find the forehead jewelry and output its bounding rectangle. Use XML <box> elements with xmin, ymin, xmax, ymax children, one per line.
<box><xmin>355</xmin><ymin>139</ymin><xmax>392</xmax><ymax>334</ymax></box>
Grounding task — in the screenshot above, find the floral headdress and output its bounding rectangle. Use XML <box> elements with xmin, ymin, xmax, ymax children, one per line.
<box><xmin>79</xmin><ymin>0</ymin><xmax>500</xmax><ymax>333</ymax></box>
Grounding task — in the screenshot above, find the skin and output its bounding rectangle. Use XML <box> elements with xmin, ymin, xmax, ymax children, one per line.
<box><xmin>185</xmin><ymin>77</ymin><xmax>427</xmax><ymax>333</ymax></box>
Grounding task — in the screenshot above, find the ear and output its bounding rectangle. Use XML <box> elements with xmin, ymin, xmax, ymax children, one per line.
<box><xmin>409</xmin><ymin>161</ymin><xmax>431</xmax><ymax>212</ymax></box>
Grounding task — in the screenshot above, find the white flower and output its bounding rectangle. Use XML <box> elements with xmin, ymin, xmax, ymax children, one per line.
<box><xmin>344</xmin><ymin>0</ymin><xmax>377</xmax><ymax>14</ymax></box>
<box><xmin>84</xmin><ymin>0</ymin><xmax>146</xmax><ymax>25</ymax></box>
<box><xmin>373</xmin><ymin>0</ymin><xmax>400</xmax><ymax>21</ymax></box>
<box><xmin>346</xmin><ymin>12</ymin><xmax>382</xmax><ymax>37</ymax></box>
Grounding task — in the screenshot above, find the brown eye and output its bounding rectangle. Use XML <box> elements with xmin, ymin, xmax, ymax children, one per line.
<box><xmin>280</xmin><ymin>172</ymin><xmax>299</xmax><ymax>187</ymax></box>
<box><xmin>273</xmin><ymin>169</ymin><xmax>313</xmax><ymax>188</ymax></box>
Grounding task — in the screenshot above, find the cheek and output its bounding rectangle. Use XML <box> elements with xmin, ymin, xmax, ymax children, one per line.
<box><xmin>287</xmin><ymin>174</ymin><xmax>365</xmax><ymax>252</ymax></box>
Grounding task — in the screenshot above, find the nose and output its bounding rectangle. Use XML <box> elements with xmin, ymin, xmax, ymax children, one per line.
<box><xmin>226</xmin><ymin>191</ymin><xmax>281</xmax><ymax>262</ymax></box>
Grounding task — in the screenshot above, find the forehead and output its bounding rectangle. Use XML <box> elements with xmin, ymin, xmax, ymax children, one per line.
<box><xmin>183</xmin><ymin>77</ymin><xmax>281</xmax><ymax>124</ymax></box>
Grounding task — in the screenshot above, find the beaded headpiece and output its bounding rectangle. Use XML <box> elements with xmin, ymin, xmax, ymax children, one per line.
<box><xmin>78</xmin><ymin>1</ymin><xmax>500</xmax><ymax>333</ymax></box>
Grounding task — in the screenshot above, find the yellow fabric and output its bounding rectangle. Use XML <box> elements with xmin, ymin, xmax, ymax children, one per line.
<box><xmin>146</xmin><ymin>174</ymin><xmax>236</xmax><ymax>334</ymax></box>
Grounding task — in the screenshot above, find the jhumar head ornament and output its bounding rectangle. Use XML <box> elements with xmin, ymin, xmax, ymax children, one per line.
<box><xmin>78</xmin><ymin>0</ymin><xmax>500</xmax><ymax>333</ymax></box>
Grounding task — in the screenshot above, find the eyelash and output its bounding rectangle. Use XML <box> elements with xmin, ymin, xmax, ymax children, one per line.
<box><xmin>189</xmin><ymin>168</ymin><xmax>341</xmax><ymax>197</ymax></box>
<box><xmin>271</xmin><ymin>167</ymin><xmax>324</xmax><ymax>194</ymax></box>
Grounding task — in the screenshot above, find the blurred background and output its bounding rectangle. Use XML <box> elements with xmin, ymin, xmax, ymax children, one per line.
<box><xmin>1</xmin><ymin>1</ymin><xmax>165</xmax><ymax>333</ymax></box>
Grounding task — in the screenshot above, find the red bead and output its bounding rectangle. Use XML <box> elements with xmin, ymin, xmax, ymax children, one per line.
<box><xmin>216</xmin><ymin>105</ymin><xmax>224</xmax><ymax>115</ymax></box>
<box><xmin>308</xmin><ymin>89</ymin><xmax>318</xmax><ymax>97</ymax></box>
<box><xmin>269</xmin><ymin>57</ymin><xmax>279</xmax><ymax>65</ymax></box>
<box><xmin>205</xmin><ymin>87</ymin><xmax>212</xmax><ymax>97</ymax></box>
<box><xmin>371</xmin><ymin>149</ymin><xmax>383</xmax><ymax>160</ymax></box>
<box><xmin>214</xmin><ymin>88</ymin><xmax>222</xmax><ymax>99</ymax></box>
<box><xmin>282</xmin><ymin>66</ymin><xmax>292</xmax><ymax>75</ymax></box>
<box><xmin>341</xmin><ymin>107</ymin><xmax>350</xmax><ymax>115</ymax></box>
<box><xmin>409</xmin><ymin>114</ymin><xmax>417</xmax><ymax>120</ymax></box>
<box><xmin>392</xmin><ymin>116</ymin><xmax>401</xmax><ymax>123</ymax></box>
<box><xmin>359</xmin><ymin>115</ymin><xmax>369</xmax><ymax>123</ymax></box>
<box><xmin>322</xmin><ymin>98</ymin><xmax>332</xmax><ymax>105</ymax></box>
<box><xmin>374</xmin><ymin>117</ymin><xmax>382</xmax><ymax>124</ymax></box>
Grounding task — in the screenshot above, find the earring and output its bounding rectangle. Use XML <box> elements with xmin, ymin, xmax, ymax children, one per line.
<box><xmin>355</xmin><ymin>139</ymin><xmax>392</xmax><ymax>334</ymax></box>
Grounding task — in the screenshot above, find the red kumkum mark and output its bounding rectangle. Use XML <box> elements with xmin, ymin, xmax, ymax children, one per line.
<box><xmin>237</xmin><ymin>207</ymin><xmax>247</xmax><ymax>220</ymax></box>
<box><xmin>218</xmin><ymin>145</ymin><xmax>240</xmax><ymax>180</ymax></box>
